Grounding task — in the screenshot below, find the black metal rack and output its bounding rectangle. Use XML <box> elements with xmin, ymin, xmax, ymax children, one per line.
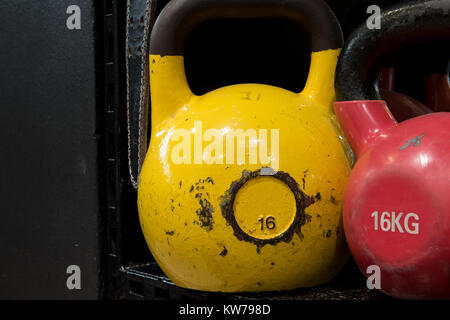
<box><xmin>102</xmin><ymin>0</ymin><xmax>124</xmax><ymax>300</ymax></box>
<box><xmin>103</xmin><ymin>0</ymin><xmax>399</xmax><ymax>301</ymax></box>
<box><xmin>103</xmin><ymin>0</ymin><xmax>449</xmax><ymax>301</ymax></box>
<box><xmin>119</xmin><ymin>261</ymin><xmax>390</xmax><ymax>300</ymax></box>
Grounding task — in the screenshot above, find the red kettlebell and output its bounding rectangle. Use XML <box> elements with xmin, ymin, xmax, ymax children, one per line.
<box><xmin>377</xmin><ymin>58</ymin><xmax>433</xmax><ymax>122</ymax></box>
<box><xmin>334</xmin><ymin>1</ymin><xmax>450</xmax><ymax>299</ymax></box>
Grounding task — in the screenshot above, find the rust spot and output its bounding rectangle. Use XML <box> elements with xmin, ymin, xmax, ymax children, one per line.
<box><xmin>325</xmin><ymin>230</ymin><xmax>332</xmax><ymax>238</ymax></box>
<box><xmin>193</xmin><ymin>178</ymin><xmax>216</xmax><ymax>231</ymax></box>
<box><xmin>189</xmin><ymin>185</ymin><xmax>194</xmax><ymax>193</ymax></box>
<box><xmin>315</xmin><ymin>192</ymin><xmax>321</xmax><ymax>201</ymax></box>
<box><xmin>302</xmin><ymin>170</ymin><xmax>309</xmax><ymax>190</ymax></box>
<box><xmin>165</xmin><ymin>230</ymin><xmax>175</xmax><ymax>236</ymax></box>
<box><xmin>219</xmin><ymin>247</ymin><xmax>228</xmax><ymax>257</ymax></box>
<box><xmin>330</xmin><ymin>195</ymin><xmax>338</xmax><ymax>205</ymax></box>
<box><xmin>256</xmin><ymin>281</ymin><xmax>263</xmax><ymax>286</ymax></box>
<box><xmin>270</xmin><ymin>262</ymin><xmax>275</xmax><ymax>266</ymax></box>
<box><xmin>220</xmin><ymin>168</ymin><xmax>316</xmax><ymax>250</ymax></box>
<box><xmin>179</xmin><ymin>180</ymin><xmax>182</xmax><ymax>188</ymax></box>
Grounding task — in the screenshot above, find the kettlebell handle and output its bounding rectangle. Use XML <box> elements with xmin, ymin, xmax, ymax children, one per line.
<box><xmin>150</xmin><ymin>0</ymin><xmax>343</xmax><ymax>55</ymax></box>
<box><xmin>149</xmin><ymin>0</ymin><xmax>344</xmax><ymax>123</ymax></box>
<box><xmin>336</xmin><ymin>0</ymin><xmax>450</xmax><ymax>101</ymax></box>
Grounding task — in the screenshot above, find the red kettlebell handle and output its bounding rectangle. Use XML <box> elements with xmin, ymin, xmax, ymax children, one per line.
<box><xmin>334</xmin><ymin>1</ymin><xmax>450</xmax><ymax>156</ymax></box>
<box><xmin>377</xmin><ymin>56</ymin><xmax>433</xmax><ymax>122</ymax></box>
<box><xmin>335</xmin><ymin>0</ymin><xmax>450</xmax><ymax>102</ymax></box>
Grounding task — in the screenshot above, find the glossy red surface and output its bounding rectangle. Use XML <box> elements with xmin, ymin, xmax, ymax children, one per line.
<box><xmin>334</xmin><ymin>100</ymin><xmax>450</xmax><ymax>299</ymax></box>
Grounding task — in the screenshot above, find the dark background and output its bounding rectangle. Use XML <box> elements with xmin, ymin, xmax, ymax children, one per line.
<box><xmin>0</xmin><ymin>0</ymin><xmax>105</xmax><ymax>299</ymax></box>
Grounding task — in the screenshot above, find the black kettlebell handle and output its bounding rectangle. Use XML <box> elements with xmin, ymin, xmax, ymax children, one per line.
<box><xmin>150</xmin><ymin>0</ymin><xmax>343</xmax><ymax>56</ymax></box>
<box><xmin>336</xmin><ymin>0</ymin><xmax>450</xmax><ymax>101</ymax></box>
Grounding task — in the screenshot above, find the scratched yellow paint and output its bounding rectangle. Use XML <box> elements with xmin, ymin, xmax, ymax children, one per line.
<box><xmin>137</xmin><ymin>49</ymin><xmax>354</xmax><ymax>292</ymax></box>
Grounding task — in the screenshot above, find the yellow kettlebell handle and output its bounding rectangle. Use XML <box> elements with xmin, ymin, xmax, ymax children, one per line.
<box><xmin>149</xmin><ymin>0</ymin><xmax>343</xmax><ymax>123</ymax></box>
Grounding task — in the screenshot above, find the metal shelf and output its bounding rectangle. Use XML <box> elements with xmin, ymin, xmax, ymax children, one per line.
<box><xmin>119</xmin><ymin>261</ymin><xmax>390</xmax><ymax>300</ymax></box>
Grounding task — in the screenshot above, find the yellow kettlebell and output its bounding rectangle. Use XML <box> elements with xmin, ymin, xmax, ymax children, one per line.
<box><xmin>138</xmin><ymin>0</ymin><xmax>353</xmax><ymax>292</ymax></box>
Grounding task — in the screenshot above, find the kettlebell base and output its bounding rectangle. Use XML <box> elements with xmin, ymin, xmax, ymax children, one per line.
<box><xmin>169</xmin><ymin>274</ymin><xmax>345</xmax><ymax>293</ymax></box>
<box><xmin>153</xmin><ymin>251</ymin><xmax>350</xmax><ymax>293</ymax></box>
